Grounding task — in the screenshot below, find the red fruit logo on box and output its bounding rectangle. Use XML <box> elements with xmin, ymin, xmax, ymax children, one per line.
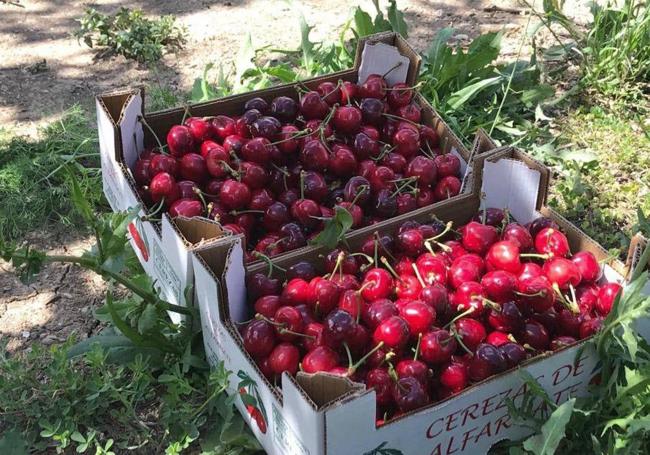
<box><xmin>238</xmin><ymin>372</ymin><xmax>268</xmax><ymax>434</ymax></box>
<box><xmin>128</xmin><ymin>221</ymin><xmax>149</xmax><ymax>262</ymax></box>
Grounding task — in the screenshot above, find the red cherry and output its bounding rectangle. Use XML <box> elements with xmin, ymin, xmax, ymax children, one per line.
<box><xmin>399</xmin><ymin>300</ymin><xmax>436</xmax><ymax>336</ymax></box>
<box><xmin>595</xmin><ymin>282</ymin><xmax>622</xmax><ymax>316</ymax></box>
<box><xmin>387</xmin><ymin>82</ymin><xmax>413</xmax><ymax>109</ymax></box>
<box><xmin>362</xmin><ymin>299</ymin><xmax>399</xmax><ymax>330</ymax></box>
<box><xmin>167</xmin><ymin>125</ymin><xmax>195</xmax><ymax>157</ymax></box>
<box><xmin>241</xmin><ymin>137</ymin><xmax>272</xmax><ymax>165</ymax></box>
<box><xmin>449</xmin><ymin>258</ymin><xmax>481</xmax><ymax>289</ymax></box>
<box><xmin>329</xmin><ymin>145</ymin><xmax>358</xmax><ymax>177</ymax></box>
<box><xmin>223</xmin><ymin>135</ymin><xmax>246</xmax><ymax>155</ymax></box>
<box><xmin>373</xmin><ymin>316</ymin><xmax>410</xmax><ymax>349</ymax></box>
<box><xmin>333</xmin><ymin>106</ymin><xmax>362</xmax><ymax>134</ymax></box>
<box><xmin>440</xmin><ymin>362</ymin><xmax>469</xmax><ymax>392</ymax></box>
<box><xmin>309</xmin><ymin>278</ymin><xmax>341</xmax><ymax>316</ymax></box>
<box><xmin>169</xmin><ymin>198</ymin><xmax>203</xmax><ymax>218</ymax></box>
<box><xmin>361</xmin><ymin>268</ymin><xmax>394</xmax><ymax>301</ymax></box>
<box><xmin>579</xmin><ymin>317</ymin><xmax>604</xmax><ymax>339</ymax></box>
<box><xmin>317</xmin><ymin>81</ymin><xmax>342</xmax><ymax>106</ymax></box>
<box><xmin>302</xmin><ymin>346</ymin><xmax>340</xmax><ymax>374</ymax></box>
<box><xmin>302</xmin><ymin>322</ymin><xmax>325</xmax><ymax>352</ymax></box>
<box><xmin>535</xmin><ymin>228</ymin><xmax>571</xmax><ymax>257</ymax></box>
<box><xmin>543</xmin><ymin>258</ymin><xmax>582</xmax><ymax>290</ymax></box>
<box><xmin>280</xmin><ymin>278</ymin><xmax>312</xmax><ymax>306</ymax></box>
<box><xmin>149</xmin><ymin>172</ymin><xmax>179</xmax><ymax>205</ymax></box>
<box><xmin>300</xmin><ymin>91</ymin><xmax>329</xmax><ymax>120</ymax></box>
<box><xmin>502</xmin><ymin>223</ymin><xmax>533</xmax><ymax>251</ymax></box>
<box><xmin>254</xmin><ymin>295</ymin><xmax>281</xmax><ymax>318</ymax></box>
<box><xmin>242</xmin><ymin>320</ymin><xmax>276</xmax><ymax>358</ymax></box>
<box><xmin>149</xmin><ymin>153</ymin><xmax>178</xmax><ymax>177</ymax></box>
<box><xmin>550</xmin><ymin>335</ymin><xmax>577</xmax><ymax>351</ymax></box>
<box><xmin>273</xmin><ymin>306</ymin><xmax>304</xmax><ymax>342</ymax></box>
<box><xmin>212</xmin><ymin>115</ymin><xmax>237</xmax><ymax>140</ymax></box>
<box><xmin>486</xmin><ymin>331</ymin><xmax>511</xmax><ymax>347</ymax></box>
<box><xmin>219</xmin><ymin>179</ymin><xmax>251</xmax><ymax>209</ymax></box>
<box><xmin>366</xmin><ymin>368</ymin><xmax>394</xmax><ymax>407</ymax></box>
<box><xmin>419</xmin><ymin>284</ymin><xmax>449</xmax><ymax>316</ymax></box>
<box><xmin>395</xmin><ymin>275</ymin><xmax>422</xmax><ymax>300</ymax></box>
<box><xmin>415</xmin><ymin>254</ymin><xmax>448</xmax><ymax>286</ymax></box>
<box><xmin>461</xmin><ymin>221</ymin><xmax>498</xmax><ymax>255</ymax></box>
<box><xmin>517</xmin><ymin>276</ymin><xmax>555</xmax><ymax>313</ymax></box>
<box><xmin>178</xmin><ymin>180</ymin><xmax>200</xmax><ymax>201</ymax></box>
<box><xmin>528</xmin><ymin>217</ymin><xmax>560</xmax><ymax>237</ymax></box>
<box><xmin>450</xmin><ymin>281</ymin><xmax>486</xmax><ymax>316</ymax></box>
<box><xmin>396</xmin><ymin>359</ymin><xmax>431</xmax><ymax>387</ymax></box>
<box><xmin>486</xmin><ymin>240</ymin><xmax>522</xmax><ymax>274</ymax></box>
<box><xmin>433</xmin><ymin>154</ymin><xmax>461</xmax><ymax>178</ymax></box>
<box><xmin>518</xmin><ymin>262</ymin><xmax>543</xmax><ymax>281</ymax></box>
<box><xmin>268</xmin><ymin>343</ymin><xmax>300</xmax><ymax>375</ymax></box>
<box><xmin>481</xmin><ymin>270</ymin><xmax>518</xmax><ymax>302</ymax></box>
<box><xmin>396</xmin><ymin>102</ymin><xmax>421</xmax><ymax>123</ymax></box>
<box><xmin>420</xmin><ymin>329</ymin><xmax>457</xmax><ymax>365</ymax></box>
<box><xmin>405</xmin><ymin>156</ymin><xmax>437</xmax><ymax>186</ymax></box>
<box><xmin>359</xmin><ymin>74</ymin><xmax>387</xmax><ymax>99</ymax></box>
<box><xmin>185</xmin><ymin>117</ymin><xmax>212</xmax><ymax>142</ymax></box>
<box><xmin>520</xmin><ymin>320</ymin><xmax>550</xmax><ymax>350</ymax></box>
<box><xmin>291</xmin><ymin>199</ymin><xmax>321</xmax><ymax>229</ymax></box>
<box><xmin>571</xmin><ymin>251</ymin><xmax>601</xmax><ymax>283</ymax></box>
<box><xmin>433</xmin><ymin>176</ymin><xmax>461</xmax><ymax>201</ymax></box>
<box><xmin>575</xmin><ymin>283</ymin><xmax>599</xmax><ymax>313</ymax></box>
<box><xmin>393</xmin><ymin>128</ymin><xmax>420</xmax><ymax>158</ymax></box>
<box><xmin>455</xmin><ymin>317</ymin><xmax>487</xmax><ymax>351</ymax></box>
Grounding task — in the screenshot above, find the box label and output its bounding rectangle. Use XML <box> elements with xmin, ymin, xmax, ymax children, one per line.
<box><xmin>273</xmin><ymin>404</ymin><xmax>309</xmax><ymax>455</ymax></box>
<box><xmin>152</xmin><ymin>240</ymin><xmax>183</xmax><ymax>304</ymax></box>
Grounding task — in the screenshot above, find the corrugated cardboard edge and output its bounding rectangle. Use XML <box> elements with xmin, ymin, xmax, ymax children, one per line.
<box><xmin>354</xmin><ymin>32</ymin><xmax>422</xmax><ymax>86</ymax></box>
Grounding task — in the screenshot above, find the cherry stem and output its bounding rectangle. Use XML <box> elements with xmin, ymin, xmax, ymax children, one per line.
<box><xmin>413</xmin><ymin>332</ymin><xmax>422</xmax><ymax>361</ymax></box>
<box><xmin>343</xmin><ymin>342</ymin><xmax>354</xmax><ymax>371</ymax></box>
<box><xmin>181</xmin><ymin>105</ymin><xmax>192</xmax><ymax>124</ymax></box>
<box><xmin>299</xmin><ymin>170</ymin><xmax>306</xmax><ymax>200</ymax></box>
<box><xmin>424</xmin><ymin>239</ymin><xmax>452</xmax><ymax>255</ymax></box>
<box><xmin>327</xmin><ymin>250</ymin><xmax>346</xmax><ymax>281</ymax></box>
<box><xmin>411</xmin><ymin>263</ymin><xmax>426</xmax><ymax>288</ymax></box>
<box><xmin>220</xmin><ymin>161</ymin><xmax>241</xmax><ymax>178</ymax></box>
<box><xmin>552</xmin><ymin>283</ymin><xmax>580</xmax><ymax>314</ymax></box>
<box><xmin>268</xmin><ymin>128</ymin><xmax>312</xmax><ymax>146</ymax></box>
<box><xmin>520</xmin><ymin>253</ymin><xmax>550</xmax><ymax>260</ymax></box>
<box><xmin>382</xmin><ymin>61</ymin><xmax>403</xmax><ymax>78</ymax></box>
<box><xmin>255</xmin><ymin>314</ymin><xmax>315</xmax><ymax>340</ymax></box>
<box><xmin>380</xmin><ymin>256</ymin><xmax>401</xmax><ymax>281</ymax></box>
<box><xmin>444</xmin><ymin>307</ymin><xmax>476</xmax><ymax>329</ymax></box>
<box><xmin>231</xmin><ymin>209</ymin><xmax>264</xmax><ymax>215</ymax></box>
<box><xmin>514</xmin><ymin>290</ymin><xmax>545</xmax><ymax>298</ymax></box>
<box><xmin>320</xmin><ymin>80</ymin><xmax>343</xmax><ymax>101</ymax></box>
<box><xmin>192</xmin><ymin>187</ymin><xmax>209</xmax><ymax>212</ymax></box>
<box><xmin>270</xmin><ymin>162</ymin><xmax>290</xmax><ymax>176</ymax></box>
<box><xmin>425</xmin><ymin>221</ymin><xmax>454</xmax><ymax>243</ymax></box>
<box><xmin>381</xmin><ymin>112</ymin><xmax>419</xmax><ymax>127</ymax></box>
<box><xmin>141</xmin><ymin>196</ymin><xmax>166</xmax><ymax>221</ymax></box>
<box><xmin>450</xmin><ymin>327</ymin><xmax>474</xmax><ymax>354</ymax></box>
<box><xmin>350</xmin><ymin>185</ymin><xmax>369</xmax><ymax>206</ymax></box>
<box><xmin>252</xmin><ymin>251</ymin><xmax>286</xmax><ymax>277</ymax></box>
<box><xmin>388</xmin><ymin>363</ymin><xmax>399</xmax><ymax>383</ymax></box>
<box><xmin>384</xmin><ymin>81</ymin><xmax>424</xmax><ymax>91</ymax></box>
<box><xmin>480</xmin><ymin>297</ymin><xmax>502</xmax><ymax>311</ymax></box>
<box><xmin>350</xmin><ymin>252</ymin><xmax>374</xmax><ymax>266</ymax></box>
<box><xmin>137</xmin><ymin>115</ymin><xmax>165</xmax><ymax>153</ymax></box>
<box><xmin>349</xmin><ymin>342</ymin><xmax>385</xmax><ymax>374</ymax></box>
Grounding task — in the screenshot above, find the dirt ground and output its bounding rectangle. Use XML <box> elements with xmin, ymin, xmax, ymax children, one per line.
<box><xmin>0</xmin><ymin>0</ymin><xmax>589</xmax><ymax>352</ymax></box>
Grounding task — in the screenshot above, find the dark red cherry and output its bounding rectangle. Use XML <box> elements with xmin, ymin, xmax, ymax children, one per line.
<box><xmin>362</xmin><ymin>299</ymin><xmax>398</xmax><ymax>329</ymax></box>
<box><xmin>433</xmin><ymin>176</ymin><xmax>461</xmax><ymax>201</ymax></box>
<box><xmin>317</xmin><ymin>81</ymin><xmax>342</xmax><ymax>106</ymax></box>
<box><xmin>360</xmin><ymin>97</ymin><xmax>385</xmax><ymax>125</ymax></box>
<box><xmin>420</xmin><ymin>329</ymin><xmax>457</xmax><ymax>365</ymax></box>
<box><xmin>273</xmin><ymin>306</ymin><xmax>304</xmax><ymax>342</ymax></box>
<box><xmin>300</xmin><ymin>91</ymin><xmax>329</xmax><ymax>120</ymax></box>
<box><xmin>366</xmin><ymin>368</ymin><xmax>394</xmax><ymax>406</ymax></box>
<box><xmin>268</xmin><ymin>343</ymin><xmax>300</xmax><ymax>375</ymax></box>
<box><xmin>393</xmin><ymin>128</ymin><xmax>420</xmax><ymax>159</ymax></box>
<box><xmin>406</xmin><ymin>156</ymin><xmax>437</xmax><ymax>186</ymax></box>
<box><xmin>286</xmin><ymin>261</ymin><xmax>317</xmax><ymax>282</ymax></box>
<box><xmin>433</xmin><ymin>154</ymin><xmax>461</xmax><ymax>178</ymax></box>
<box><xmin>498</xmin><ymin>342</ymin><xmax>527</xmax><ymax>368</ymax></box>
<box><xmin>579</xmin><ymin>317</ymin><xmax>603</xmax><ymax>339</ymax></box>
<box><xmin>333</xmin><ymin>106</ymin><xmax>362</xmax><ymax>134</ymax></box>
<box><xmin>242</xmin><ymin>320</ymin><xmax>276</xmax><ymax>358</ymax></box>
<box><xmin>527</xmin><ymin>217</ymin><xmax>560</xmax><ymax>237</ymax></box>
<box><xmin>179</xmin><ymin>153</ymin><xmax>208</xmax><ymax>183</ymax></box>
<box><xmin>324</xmin><ymin>309</ymin><xmax>356</xmax><ymax>343</ymax></box>
<box><xmin>373</xmin><ymin>316</ymin><xmax>410</xmax><ymax>349</ymax></box>
<box><xmin>387</xmin><ymin>82</ymin><xmax>413</xmax><ymax>109</ymax></box>
<box><xmin>550</xmin><ymin>335</ymin><xmax>577</xmax><ymax>351</ymax></box>
<box><xmin>595</xmin><ymin>283</ymin><xmax>622</xmax><ymax>316</ymax></box>
<box><xmin>270</xmin><ymin>96</ymin><xmax>299</xmax><ymax>122</ymax></box>
<box><xmin>502</xmin><ymin>223</ymin><xmax>533</xmax><ymax>251</ymax></box>
<box><xmin>396</xmin><ymin>359</ymin><xmax>431</xmax><ymax>387</ymax></box>
<box><xmin>392</xmin><ymin>376</ymin><xmax>429</xmax><ymax>412</ymax></box>
<box><xmin>254</xmin><ymin>295</ymin><xmax>281</xmax><ymax>319</ymax></box>
<box><xmin>535</xmin><ymin>228</ymin><xmax>571</xmax><ymax>257</ymax></box>
<box><xmin>520</xmin><ymin>320</ymin><xmax>550</xmax><ymax>351</ymax></box>
<box><xmin>339</xmin><ymin>81</ymin><xmax>358</xmax><ymax>104</ymax></box>
<box><xmin>251</xmin><ymin>116</ymin><xmax>281</xmax><ymax>139</ymax></box>
<box><xmin>359</xmin><ymin>74</ymin><xmax>387</xmax><ymax>99</ymax></box>
<box><xmin>487</xmin><ymin>301</ymin><xmax>523</xmax><ymax>332</ymax></box>
<box><xmin>150</xmin><ymin>153</ymin><xmax>178</xmax><ymax>177</ymax></box>
<box><xmin>244</xmin><ymin>97</ymin><xmax>269</xmax><ymax>113</ymax></box>
<box><xmin>167</xmin><ymin>125</ymin><xmax>195</xmax><ymax>157</ymax></box>
<box><xmin>469</xmin><ymin>343</ymin><xmax>507</xmax><ymax>381</ymax></box>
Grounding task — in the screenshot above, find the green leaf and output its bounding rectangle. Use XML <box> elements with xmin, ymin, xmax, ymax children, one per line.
<box><xmin>137</xmin><ymin>303</ymin><xmax>158</xmax><ymax>334</ymax></box>
<box><xmin>66</xmin><ymin>165</ymin><xmax>95</xmax><ymax>224</ymax></box>
<box><xmin>446</xmin><ymin>76</ymin><xmax>501</xmax><ymax>110</ymax></box>
<box><xmin>233</xmin><ymin>34</ymin><xmax>255</xmax><ymax>91</ymax></box>
<box><xmin>71</xmin><ymin>431</ymin><xmax>86</xmax><ymax>444</ymax></box>
<box><xmin>523</xmin><ymin>398</ymin><xmax>575</xmax><ymax>455</ymax></box>
<box><xmin>311</xmin><ymin>206</ymin><xmax>353</xmax><ymax>249</ymax></box>
<box><xmin>387</xmin><ymin>0</ymin><xmax>408</xmax><ymax>37</ymax></box>
<box><xmin>298</xmin><ymin>11</ymin><xmax>316</xmax><ymax>73</ymax></box>
<box><xmin>353</xmin><ymin>8</ymin><xmax>375</xmax><ymax>37</ymax></box>
<box><xmin>0</xmin><ymin>430</ymin><xmax>28</xmax><ymax>455</ymax></box>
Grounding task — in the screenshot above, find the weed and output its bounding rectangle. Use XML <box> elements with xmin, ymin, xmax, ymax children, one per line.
<box><xmin>0</xmin><ymin>106</ymin><xmax>104</xmax><ymax>240</ymax></box>
<box><xmin>75</xmin><ymin>8</ymin><xmax>187</xmax><ymax>64</ymax></box>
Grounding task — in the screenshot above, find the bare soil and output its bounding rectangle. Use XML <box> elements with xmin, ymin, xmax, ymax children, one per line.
<box><xmin>0</xmin><ymin>0</ymin><xmax>588</xmax><ymax>352</ymax></box>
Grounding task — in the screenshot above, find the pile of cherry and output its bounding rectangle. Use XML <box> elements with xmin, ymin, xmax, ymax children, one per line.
<box><xmin>240</xmin><ymin>209</ymin><xmax>622</xmax><ymax>423</ymax></box>
<box><xmin>132</xmin><ymin>74</ymin><xmax>463</xmax><ymax>263</ymax></box>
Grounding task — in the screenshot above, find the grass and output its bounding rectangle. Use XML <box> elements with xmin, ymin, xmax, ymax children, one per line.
<box><xmin>0</xmin><ymin>106</ymin><xmax>104</xmax><ymax>240</ymax></box>
<box><xmin>548</xmin><ymin>105</ymin><xmax>650</xmax><ymax>255</ymax></box>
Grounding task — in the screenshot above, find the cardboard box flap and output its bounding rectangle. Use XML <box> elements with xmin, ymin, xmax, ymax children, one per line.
<box><xmin>473</xmin><ymin>128</ymin><xmax>498</xmax><ymax>156</ymax></box>
<box><xmin>626</xmin><ymin>233</ymin><xmax>650</xmax><ymax>280</ymax></box>
<box><xmin>480</xmin><ymin>158</ymin><xmax>542</xmax><ymax>225</ymax></box>
<box><xmin>355</xmin><ymin>32</ymin><xmax>421</xmax><ymax>86</ymax></box>
<box><xmin>174</xmin><ymin>216</ymin><xmax>226</xmax><ymax>245</ymax></box>
<box><xmin>296</xmin><ymin>372</ymin><xmax>365</xmax><ymax>408</ymax></box>
<box><xmin>118</xmin><ymin>93</ymin><xmax>145</xmax><ymax>170</ymax></box>
<box><xmin>220</xmin><ymin>241</ymin><xmax>248</xmax><ymax>324</ymax></box>
<box><xmin>96</xmin><ymin>89</ymin><xmax>139</xmax><ymax>126</ymax></box>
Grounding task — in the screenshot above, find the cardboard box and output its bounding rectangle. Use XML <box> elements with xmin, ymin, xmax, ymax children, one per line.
<box><xmin>97</xmin><ymin>32</ymin><xmax>473</xmax><ymax>298</ymax></box>
<box><xmin>191</xmin><ymin>147</ymin><xmax>648</xmax><ymax>455</ymax></box>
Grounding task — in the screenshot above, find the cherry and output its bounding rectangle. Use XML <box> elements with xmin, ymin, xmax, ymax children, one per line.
<box><xmin>273</xmin><ymin>306</ymin><xmax>304</xmax><ymax>341</ymax></box>
<box><xmin>498</xmin><ymin>342</ymin><xmax>527</xmax><ymax>368</ymax></box>
<box><xmin>396</xmin><ymin>103</ymin><xmax>421</xmax><ymax>123</ymax></box>
<box><xmin>571</xmin><ymin>251</ymin><xmax>601</xmax><ymax>283</ymax></box>
<box><xmin>395</xmin><ymin>275</ymin><xmax>422</xmax><ymax>301</ymax></box>
<box><xmin>361</xmin><ymin>268</ymin><xmax>394</xmax><ymax>301</ymax></box>
<box><xmin>420</xmin><ymin>329</ymin><xmax>457</xmax><ymax>365</ymax></box>
<box><xmin>236</xmin><ymin>110</ymin><xmax>260</xmax><ymax>137</ymax></box>
<box><xmin>517</xmin><ymin>276</ymin><xmax>555</xmax><ymax>313</ymax></box>
<box><xmin>359</xmin><ymin>74</ymin><xmax>387</xmax><ymax>99</ymax></box>
<box><xmin>397</xmin><ymin>229</ymin><xmax>425</xmax><ymax>257</ymax></box>
<box><xmin>396</xmin><ymin>359</ymin><xmax>431</xmax><ymax>387</ymax></box>
<box><xmin>486</xmin><ymin>241</ymin><xmax>522</xmax><ymax>274</ymax></box>
<box><xmin>358</xmin><ymin>159</ymin><xmax>377</xmax><ymax>180</ymax></box>
<box><xmin>595</xmin><ymin>283</ymin><xmax>622</xmax><ymax>316</ymax></box>
<box><xmin>330</xmin><ymin>274</ymin><xmax>360</xmax><ymax>292</ymax></box>
<box><xmin>295</xmin><ymin>304</ymin><xmax>316</xmax><ymax>325</ymax></box>
<box><xmin>177</xmin><ymin>153</ymin><xmax>207</xmax><ymax>183</ymax></box>
<box><xmin>502</xmin><ymin>223</ymin><xmax>533</xmax><ymax>251</ymax></box>
<box><xmin>176</xmin><ymin>180</ymin><xmax>199</xmax><ymax>200</ymax></box>
<box><xmin>302</xmin><ymin>322</ymin><xmax>325</xmax><ymax>352</ymax></box>
<box><xmin>244</xmin><ymin>97</ymin><xmax>269</xmax><ymax>113</ymax></box>
<box><xmin>518</xmin><ymin>262</ymin><xmax>544</xmax><ymax>282</ymax></box>
<box><xmin>370</xmin><ymin>166</ymin><xmax>396</xmax><ymax>192</ymax></box>
<box><xmin>167</xmin><ymin>125</ymin><xmax>195</xmax><ymax>157</ymax></box>
<box><xmin>486</xmin><ymin>331</ymin><xmax>511</xmax><ymax>347</ymax></box>
<box><xmin>344</xmin><ymin>176</ymin><xmax>372</xmax><ymax>206</ymax></box>
<box><xmin>270</xmin><ymin>96</ymin><xmax>298</xmax><ymax>122</ymax></box>
<box><xmin>415</xmin><ymin>254</ymin><xmax>448</xmax><ymax>286</ymax></box>
<box><xmin>405</xmin><ymin>156</ymin><xmax>437</xmax><ymax>186</ymax></box>
<box><xmin>473</xmin><ymin>208</ymin><xmax>506</xmax><ymax>227</ymax></box>
<box><xmin>469</xmin><ymin>343</ymin><xmax>507</xmax><ymax>381</ymax></box>
<box><xmin>550</xmin><ymin>335</ymin><xmax>577</xmax><ymax>351</ymax></box>
<box><xmin>134</xmin><ymin>158</ymin><xmax>152</xmax><ymax>185</ymax></box>
<box><xmin>300</xmin><ymin>91</ymin><xmax>329</xmax><ymax>120</ymax></box>
<box><xmin>373</xmin><ymin>316</ymin><xmax>410</xmax><ymax>349</ymax></box>
<box><xmin>317</xmin><ymin>81</ymin><xmax>342</xmax><ymax>106</ymax></box>
<box><xmin>333</xmin><ymin>106</ymin><xmax>362</xmax><ymax>134</ymax></box>
<box><xmin>382</xmin><ymin>152</ymin><xmax>408</xmax><ymax>174</ymax></box>
<box><xmin>218</xmin><ymin>179</ymin><xmax>251</xmax><ymax>210</ymax></box>
<box><xmin>481</xmin><ymin>271</ymin><xmax>518</xmax><ymax>303</ymax></box>
<box><xmin>433</xmin><ymin>154</ymin><xmax>461</xmax><ymax>178</ymax></box>
<box><xmin>420</xmin><ymin>284</ymin><xmax>449</xmax><ymax>316</ymax></box>
<box><xmin>251</xmin><ymin>116</ymin><xmax>281</xmax><ymax>139</ymax></box>
<box><xmin>204</xmin><ymin>146</ymin><xmax>229</xmax><ymax>179</ymax></box>
<box><xmin>338</xmin><ymin>289</ymin><xmax>367</xmax><ymax>321</ymax></box>
<box><xmin>579</xmin><ymin>317</ymin><xmax>603</xmax><ymax>339</ymax></box>
<box><xmin>392</xmin><ymin>376</ymin><xmax>429</xmax><ymax>412</ymax></box>
<box><xmin>149</xmin><ymin>153</ymin><xmax>178</xmax><ymax>177</ymax></box>
<box><xmin>249</xmin><ymin>189</ymin><xmax>274</xmax><ymax>211</ymax></box>
<box><xmin>324</xmin><ymin>249</ymin><xmax>358</xmax><ymax>275</ymax></box>
<box><xmin>149</xmin><ymin>172</ymin><xmax>179</xmax><ymax>204</ymax></box>
<box><xmin>309</xmin><ymin>278</ymin><xmax>341</xmax><ymax>316</ymax></box>
<box><xmin>303</xmin><ymin>171</ymin><xmax>328</xmax><ymax>202</ymax></box>
<box><xmin>487</xmin><ymin>301</ymin><xmax>523</xmax><ymax>332</ymax></box>
<box><xmin>268</xmin><ymin>343</ymin><xmax>300</xmax><ymax>376</ymax></box>
<box><xmin>450</xmin><ymin>281</ymin><xmax>486</xmax><ymax>316</ymax></box>
<box><xmin>527</xmin><ymin>217</ymin><xmax>560</xmax><ymax>237</ymax></box>
<box><xmin>329</xmin><ymin>145</ymin><xmax>358</xmax><ymax>177</ymax></box>
<box><xmin>169</xmin><ymin>198</ymin><xmax>203</xmax><ymax>218</ymax></box>
<box><xmin>291</xmin><ymin>199</ymin><xmax>320</xmax><ymax>229</ymax></box>
<box><xmin>280</xmin><ymin>278</ymin><xmax>312</xmax><ymax>306</ymax></box>
<box><xmin>360</xmin><ymin>97</ymin><xmax>386</xmax><ymax>125</ymax></box>
<box><xmin>241</xmin><ymin>137</ymin><xmax>272</xmax><ymax>165</ymax></box>
<box><xmin>397</xmin><ymin>194</ymin><xmax>417</xmax><ymax>214</ymax></box>
<box><xmin>520</xmin><ymin>320</ymin><xmax>550</xmax><ymax>350</ymax></box>
<box><xmin>449</xmin><ymin>259</ymin><xmax>481</xmax><ymax>289</ymax></box>
<box><xmin>339</xmin><ymin>81</ymin><xmax>358</xmax><ymax>104</ymax></box>
<box><xmin>324</xmin><ymin>309</ymin><xmax>356</xmax><ymax>343</ymax></box>
<box><xmin>556</xmin><ymin>309</ymin><xmax>586</xmax><ymax>338</ymax></box>
<box><xmin>279</xmin><ymin>223</ymin><xmax>307</xmax><ymax>250</ymax></box>
<box><xmin>535</xmin><ymin>228</ymin><xmax>570</xmax><ymax>257</ymax></box>
<box><xmin>185</xmin><ymin>117</ymin><xmax>212</xmax><ymax>143</ymax></box>
<box><xmin>366</xmin><ymin>368</ymin><xmax>394</xmax><ymax>407</ymax></box>
<box><xmin>256</xmin><ymin>357</ymin><xmax>274</xmax><ymax>381</ymax></box>
<box><xmin>433</xmin><ymin>176</ymin><xmax>462</xmax><ymax>201</ymax></box>
<box><xmin>440</xmin><ymin>362</ymin><xmax>469</xmax><ymax>393</ymax></box>
<box><xmin>455</xmin><ymin>318</ymin><xmax>487</xmax><ymax>351</ymax></box>
<box><xmin>386</xmin><ymin>82</ymin><xmax>413</xmax><ymax>109</ymax></box>
<box><xmin>362</xmin><ymin>299</ymin><xmax>399</xmax><ymax>329</ymax></box>
<box><xmin>575</xmin><ymin>283</ymin><xmax>599</xmax><ymax>313</ymax></box>
<box><xmin>543</xmin><ymin>257</ymin><xmax>582</xmax><ymax>290</ymax></box>
<box><xmin>301</xmin><ymin>346</ymin><xmax>340</xmax><ymax>374</ymax></box>
<box><xmin>393</xmin><ymin>128</ymin><xmax>420</xmax><ymax>158</ymax></box>
<box><xmin>277</xmin><ymin>188</ymin><xmax>299</xmax><ymax>208</ymax></box>
<box><xmin>254</xmin><ymin>295</ymin><xmax>281</xmax><ymax>318</ymax></box>
<box><xmin>533</xmin><ymin>309</ymin><xmax>559</xmax><ymax>336</ymax></box>
<box><xmin>399</xmin><ymin>300</ymin><xmax>436</xmax><ymax>336</ymax></box>
<box><xmin>212</xmin><ymin>115</ymin><xmax>237</xmax><ymax>140</ymax></box>
<box><xmin>261</xmin><ymin>202</ymin><xmax>289</xmax><ymax>231</ymax></box>
<box><xmin>286</xmin><ymin>261</ymin><xmax>317</xmax><ymax>281</ymax></box>
<box><xmin>239</xmin><ymin>161</ymin><xmax>269</xmax><ymax>190</ymax></box>
<box><xmin>242</xmin><ymin>319</ymin><xmax>276</xmax><ymax>358</ymax></box>
<box><xmin>461</xmin><ymin>221</ymin><xmax>498</xmax><ymax>255</ymax></box>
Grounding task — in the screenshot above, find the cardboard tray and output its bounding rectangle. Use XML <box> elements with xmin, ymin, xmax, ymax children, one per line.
<box><xmin>96</xmin><ymin>33</ymin><xmax>474</xmax><ymax>310</ymax></box>
<box><xmin>191</xmin><ymin>146</ymin><xmax>649</xmax><ymax>455</ymax></box>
